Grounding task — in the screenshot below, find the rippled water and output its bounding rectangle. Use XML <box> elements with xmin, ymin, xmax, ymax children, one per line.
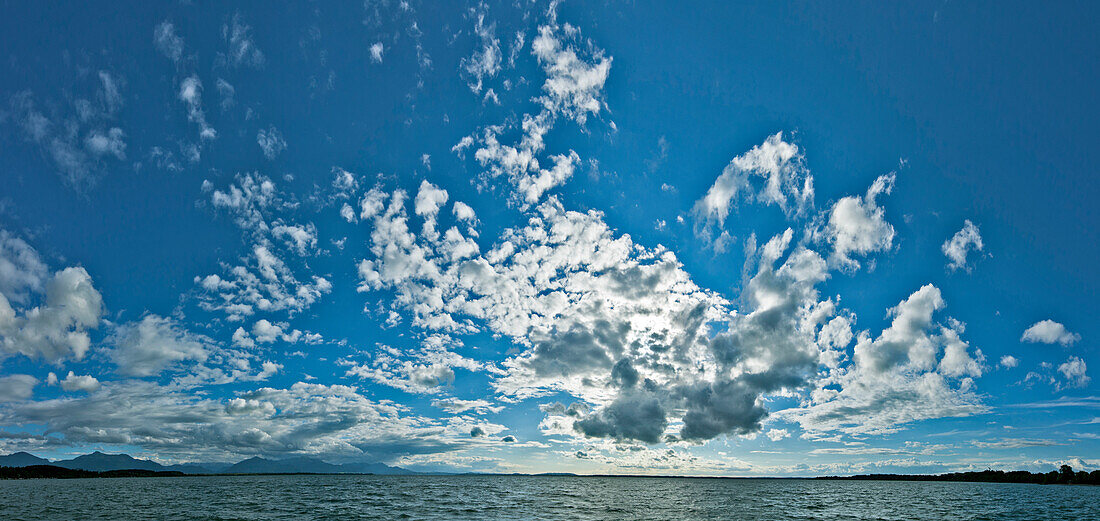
<box><xmin>2</xmin><ymin>474</ymin><xmax>1098</xmax><ymax>520</ymax></box>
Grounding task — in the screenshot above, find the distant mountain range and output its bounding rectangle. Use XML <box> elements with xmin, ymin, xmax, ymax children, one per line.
<box><xmin>0</xmin><ymin>451</ymin><xmax>416</xmax><ymax>475</ymax></box>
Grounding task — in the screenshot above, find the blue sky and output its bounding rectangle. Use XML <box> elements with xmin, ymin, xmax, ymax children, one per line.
<box><xmin>0</xmin><ymin>0</ymin><xmax>1096</xmax><ymax>475</ymax></box>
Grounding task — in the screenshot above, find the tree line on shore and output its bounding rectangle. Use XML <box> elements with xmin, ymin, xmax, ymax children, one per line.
<box><xmin>820</xmin><ymin>465</ymin><xmax>1100</xmax><ymax>485</ymax></box>
<box><xmin>2</xmin><ymin>462</ymin><xmax>1098</xmax><ymax>483</ymax></box>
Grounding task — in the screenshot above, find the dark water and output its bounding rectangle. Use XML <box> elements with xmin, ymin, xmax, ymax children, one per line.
<box><xmin>1</xmin><ymin>474</ymin><xmax>1098</xmax><ymax>520</ymax></box>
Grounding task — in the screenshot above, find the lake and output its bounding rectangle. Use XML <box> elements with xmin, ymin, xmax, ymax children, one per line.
<box><xmin>1</xmin><ymin>474</ymin><xmax>1097</xmax><ymax>520</ymax></box>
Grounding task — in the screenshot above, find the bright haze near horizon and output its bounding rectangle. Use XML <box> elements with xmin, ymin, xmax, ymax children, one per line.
<box><xmin>0</xmin><ymin>0</ymin><xmax>1096</xmax><ymax>476</ymax></box>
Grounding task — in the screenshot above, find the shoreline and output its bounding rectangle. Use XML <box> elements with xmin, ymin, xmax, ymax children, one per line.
<box><xmin>2</xmin><ymin>465</ymin><xmax>1097</xmax><ymax>485</ymax></box>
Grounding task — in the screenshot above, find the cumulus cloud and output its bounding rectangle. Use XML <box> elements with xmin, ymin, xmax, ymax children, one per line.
<box><xmin>108</xmin><ymin>315</ymin><xmax>210</xmax><ymax>377</ymax></box>
<box><xmin>452</xmin><ymin>201</ymin><xmax>477</xmax><ymax>223</ymax></box>
<box><xmin>460</xmin><ymin>8</ymin><xmax>501</xmax><ymax>93</ymax></box>
<box><xmin>1021</xmin><ymin>320</ymin><xmax>1080</xmax><ymax>346</ymax></box>
<box><xmin>195</xmin><ymin>173</ymin><xmax>332</xmax><ymax>321</ymax></box>
<box><xmin>459</xmin><ymin>20</ymin><xmax>610</xmax><ymax>208</ymax></box>
<box><xmin>1000</xmin><ymin>355</ymin><xmax>1019</xmax><ymax>369</ymax></box>
<box><xmin>370</xmin><ymin>42</ymin><xmax>384</xmax><ymax>63</ymax></box>
<box><xmin>345</xmin><ymin>336</ymin><xmax>486</xmax><ymax>395</ymax></box>
<box><xmin>154</xmin><ymin>21</ymin><xmax>184</xmax><ymax>62</ymax></box>
<box><xmin>0</xmin><ymin>232</ymin><xmax>104</xmax><ymax>363</ymax></box>
<box><xmin>0</xmin><ymin>265</ymin><xmax>104</xmax><ymax>363</ymax></box>
<box><xmin>783</xmin><ymin>284</ymin><xmax>986</xmax><ymax>437</ymax></box>
<box><xmin>942</xmin><ymin>220</ymin><xmax>983</xmax><ymax>271</ymax></box>
<box><xmin>216</xmin><ymin>79</ymin><xmax>235</xmax><ymax>111</ymax></box>
<box><xmin>223</xmin><ymin>13</ymin><xmax>265</xmax><ymax>68</ymax></box>
<box><xmin>179</xmin><ymin>76</ymin><xmax>216</xmax><ymax>142</ymax></box>
<box><xmin>0</xmin><ymin>230</ymin><xmax>48</xmax><ymax>304</ymax></box>
<box><xmin>0</xmin><ymin>375</ymin><xmax>38</xmax><ymax>402</ymax></box>
<box><xmin>431</xmin><ymin>397</ymin><xmax>502</xmax><ymax>414</ymax></box>
<box><xmin>272</xmin><ymin>223</ymin><xmax>317</xmax><ymax>256</ymax></box>
<box><xmin>531</xmin><ymin>23</ymin><xmax>611</xmax><ymax>124</ymax></box>
<box><xmin>822</xmin><ymin>173</ymin><xmax>896</xmax><ymax>271</ymax></box>
<box><xmin>1057</xmin><ymin>356</ymin><xmax>1089</xmax><ymax>389</ymax></box>
<box><xmin>8</xmin><ymin>79</ymin><xmax>127</xmax><ymax>188</ymax></box>
<box><xmin>60</xmin><ymin>371</ymin><xmax>100</xmax><ymax>393</ymax></box>
<box><xmin>256</xmin><ymin>126</ymin><xmax>287</xmax><ymax>160</ymax></box>
<box><xmin>766</xmin><ymin>428</ymin><xmax>790</xmax><ymax>441</ymax></box>
<box><xmin>0</xmin><ymin>380</ymin><xmax>469</xmax><ymax>461</ymax></box>
<box><xmin>84</xmin><ymin>128</ymin><xmax>126</xmax><ymax>160</ymax></box>
<box><xmin>352</xmin><ymin>185</ymin><xmax>858</xmax><ymax>443</ymax></box>
<box><xmin>692</xmin><ymin>132</ymin><xmax>813</xmax><ymax>235</ymax></box>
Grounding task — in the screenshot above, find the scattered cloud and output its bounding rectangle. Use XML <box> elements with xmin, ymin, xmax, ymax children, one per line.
<box><xmin>154</xmin><ymin>21</ymin><xmax>184</xmax><ymax>62</ymax></box>
<box><xmin>59</xmin><ymin>371</ymin><xmax>100</xmax><ymax>393</ymax></box>
<box><xmin>223</xmin><ymin>13</ymin><xmax>265</xmax><ymax>68</ymax></box>
<box><xmin>109</xmin><ymin>315</ymin><xmax>210</xmax><ymax>377</ymax></box>
<box><xmin>1058</xmin><ymin>357</ymin><xmax>1090</xmax><ymax>389</ymax></box>
<box><xmin>256</xmin><ymin>126</ymin><xmax>287</xmax><ymax>160</ymax></box>
<box><xmin>1021</xmin><ymin>320</ymin><xmax>1080</xmax><ymax>346</ymax></box>
<box><xmin>942</xmin><ymin>220</ymin><xmax>984</xmax><ymax>271</ymax></box>
<box><xmin>0</xmin><ymin>375</ymin><xmax>38</xmax><ymax>402</ymax></box>
<box><xmin>370</xmin><ymin>42</ymin><xmax>384</xmax><ymax>64</ymax></box>
<box><xmin>0</xmin><ymin>243</ymin><xmax>104</xmax><ymax>363</ymax></box>
<box><xmin>821</xmin><ymin>173</ymin><xmax>895</xmax><ymax>271</ymax></box>
<box><xmin>693</xmin><ymin>132</ymin><xmax>813</xmax><ymax>235</ymax></box>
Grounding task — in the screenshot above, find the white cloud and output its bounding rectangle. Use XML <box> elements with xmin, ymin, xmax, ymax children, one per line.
<box><xmin>354</xmin><ymin>190</ymin><xmax>850</xmax><ymax>443</ymax></box>
<box><xmin>452</xmin><ymin>201</ymin><xmax>477</xmax><ymax>222</ymax></box>
<box><xmin>84</xmin><ymin>128</ymin><xmax>126</xmax><ymax>160</ymax></box>
<box><xmin>0</xmin><ymin>229</ymin><xmax>48</xmax><ymax>304</ymax></box>
<box><xmin>784</xmin><ymin>284</ymin><xmax>987</xmax><ymax>437</ymax></box>
<box><xmin>1021</xmin><ymin>320</ymin><xmax>1080</xmax><ymax>346</ymax></box>
<box><xmin>223</xmin><ymin>13</ymin><xmax>265</xmax><ymax>68</ymax></box>
<box><xmin>431</xmin><ymin>397</ymin><xmax>502</xmax><ymax>414</ymax></box>
<box><xmin>461</xmin><ymin>9</ymin><xmax>501</xmax><ymax>93</ymax></box>
<box><xmin>0</xmin><ymin>375</ymin><xmax>37</xmax><ymax>402</ymax></box>
<box><xmin>531</xmin><ymin>23</ymin><xmax>611</xmax><ymax>125</ymax></box>
<box><xmin>0</xmin><ymin>266</ymin><xmax>104</xmax><ymax>363</ymax></box>
<box><xmin>370</xmin><ymin>42</ymin><xmax>384</xmax><ymax>63</ymax></box>
<box><xmin>97</xmin><ymin>72</ymin><xmax>123</xmax><ymax>114</ymax></box>
<box><xmin>1058</xmin><ymin>356</ymin><xmax>1090</xmax><ymax>389</ymax></box>
<box><xmin>256</xmin><ymin>361</ymin><xmax>281</xmax><ymax>380</ymax></box>
<box><xmin>154</xmin><ymin>21</ymin><xmax>184</xmax><ymax>62</ymax></box>
<box><xmin>332</xmin><ymin>167</ymin><xmax>358</xmax><ymax>197</ymax></box>
<box><xmin>196</xmin><ymin>173</ymin><xmax>333</xmax><ymax>321</ymax></box>
<box><xmin>179</xmin><ymin>76</ymin><xmax>216</xmax><ymax>142</ymax></box>
<box><xmin>216</xmin><ymin>78</ymin><xmax>235</xmax><ymax>111</ymax></box>
<box><xmin>9</xmin><ymin>80</ymin><xmax>126</xmax><ymax>188</ymax></box>
<box><xmin>942</xmin><ymin>220</ymin><xmax>984</xmax><ymax>271</ymax></box>
<box><xmin>256</xmin><ymin>126</ymin><xmax>287</xmax><ymax>160</ymax></box>
<box><xmin>109</xmin><ymin>315</ymin><xmax>209</xmax><ymax>377</ymax></box>
<box><xmin>513</xmin><ymin>151</ymin><xmax>579</xmax><ymax>205</ymax></box>
<box><xmin>272</xmin><ymin>223</ymin><xmax>317</xmax><ymax>256</ymax></box>
<box><xmin>823</xmin><ymin>173</ymin><xmax>895</xmax><ymax>271</ymax></box>
<box><xmin>692</xmin><ymin>132</ymin><xmax>813</xmax><ymax>233</ymax></box>
<box><xmin>60</xmin><ymin>371</ymin><xmax>100</xmax><ymax>393</ymax></box>
<box><xmin>766</xmin><ymin>428</ymin><xmax>790</xmax><ymax>441</ymax></box>
<box><xmin>0</xmin><ymin>380</ymin><xmax>472</xmax><ymax>461</ymax></box>
<box><xmin>414</xmin><ymin>180</ymin><xmax>449</xmax><ymax>218</ymax></box>
<box><xmin>252</xmin><ymin>319</ymin><xmax>284</xmax><ymax>344</ymax></box>
<box><xmin>457</xmin><ymin>21</ymin><xmax>611</xmax><ymax>208</ymax></box>
<box><xmin>1000</xmin><ymin>355</ymin><xmax>1019</xmax><ymax>369</ymax></box>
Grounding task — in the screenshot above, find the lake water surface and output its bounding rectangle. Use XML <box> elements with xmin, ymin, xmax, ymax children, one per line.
<box><xmin>2</xmin><ymin>474</ymin><xmax>1098</xmax><ymax>520</ymax></box>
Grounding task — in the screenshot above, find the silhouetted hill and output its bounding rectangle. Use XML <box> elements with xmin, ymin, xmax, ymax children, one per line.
<box><xmin>0</xmin><ymin>451</ymin><xmax>414</xmax><ymax>476</ymax></box>
<box><xmin>224</xmin><ymin>456</ymin><xmax>415</xmax><ymax>475</ymax></box>
<box><xmin>55</xmin><ymin>451</ymin><xmax>167</xmax><ymax>472</ymax></box>
<box><xmin>0</xmin><ymin>451</ymin><xmax>50</xmax><ymax>467</ymax></box>
<box><xmin>163</xmin><ymin>463</ymin><xmax>215</xmax><ymax>474</ymax></box>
